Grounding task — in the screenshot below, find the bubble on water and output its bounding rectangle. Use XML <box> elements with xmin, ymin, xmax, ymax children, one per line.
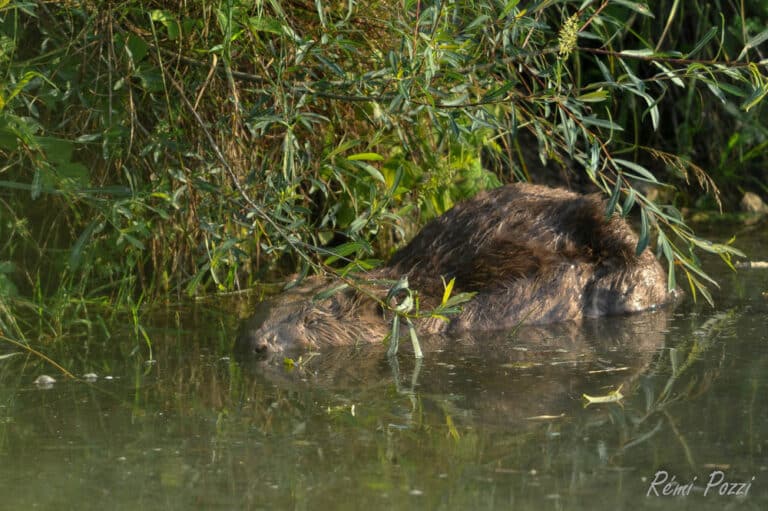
<box><xmin>34</xmin><ymin>375</ymin><xmax>56</xmax><ymax>388</ymax></box>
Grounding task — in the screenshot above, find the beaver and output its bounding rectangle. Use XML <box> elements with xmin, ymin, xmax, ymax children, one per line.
<box><xmin>236</xmin><ymin>183</ymin><xmax>675</xmax><ymax>357</ymax></box>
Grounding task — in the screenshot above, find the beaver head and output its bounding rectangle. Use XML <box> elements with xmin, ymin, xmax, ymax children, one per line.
<box><xmin>234</xmin><ymin>278</ymin><xmax>391</xmax><ymax>358</ymax></box>
<box><xmin>235</xmin><ymin>300</ymin><xmax>316</xmax><ymax>358</ymax></box>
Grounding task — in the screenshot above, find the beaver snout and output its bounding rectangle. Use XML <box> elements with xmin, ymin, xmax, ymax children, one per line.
<box><xmin>236</xmin><ymin>329</ymin><xmax>281</xmax><ymax>357</ymax></box>
<box><xmin>250</xmin><ymin>336</ymin><xmax>273</xmax><ymax>355</ymax></box>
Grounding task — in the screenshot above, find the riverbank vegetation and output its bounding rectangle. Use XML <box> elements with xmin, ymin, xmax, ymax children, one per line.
<box><xmin>1</xmin><ymin>0</ymin><xmax>766</xmax><ymax>347</ymax></box>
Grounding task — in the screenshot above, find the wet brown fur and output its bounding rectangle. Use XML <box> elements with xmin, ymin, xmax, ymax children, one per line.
<box><xmin>236</xmin><ymin>183</ymin><xmax>675</xmax><ymax>356</ymax></box>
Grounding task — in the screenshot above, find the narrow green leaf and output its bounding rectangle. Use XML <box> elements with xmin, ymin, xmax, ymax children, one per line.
<box><xmin>737</xmin><ymin>27</ymin><xmax>768</xmax><ymax>60</ymax></box>
<box><xmin>621</xmin><ymin>188</ymin><xmax>636</xmax><ymax>216</ymax></box>
<box><xmin>31</xmin><ymin>168</ymin><xmax>41</xmax><ymax>199</ymax></box>
<box><xmin>441</xmin><ymin>277</ymin><xmax>456</xmax><ymax>306</ymax></box>
<box><xmin>658</xmin><ymin>230</ymin><xmax>674</xmax><ymax>264</ymax></box>
<box><xmin>351</xmin><ymin>161</ymin><xmax>385</xmax><ymax>183</ymax></box>
<box><xmin>69</xmin><ymin>221</ymin><xmax>100</xmax><ymax>270</ymax></box>
<box><xmin>347</xmin><ymin>152</ymin><xmax>384</xmax><ymax>161</ymax></box>
<box><xmin>499</xmin><ymin>0</ymin><xmax>521</xmax><ymax>19</ymax></box>
<box><xmin>576</xmin><ymin>88</ymin><xmax>609</xmax><ymax>102</ymax></box>
<box><xmin>387</xmin><ymin>315</ymin><xmax>400</xmax><ymax>358</ymax></box>
<box><xmin>614</xmin><ymin>158</ymin><xmax>658</xmax><ymax>183</ymax></box>
<box><xmin>442</xmin><ymin>93</ymin><xmax>470</xmax><ymax>107</ymax></box>
<box><xmin>580</xmin><ymin>115</ymin><xmax>624</xmax><ymax>131</ymax></box>
<box><xmin>620</xmin><ymin>49</ymin><xmax>655</xmax><ymax>57</ymax></box>
<box><xmin>678</xmin><ymin>254</ymin><xmax>718</xmax><ymax>286</ymax></box>
<box><xmin>466</xmin><ymin>15</ymin><xmax>492</xmax><ymax>32</ymax></box>
<box><xmin>685</xmin><ymin>272</ymin><xmax>714</xmax><ymax>306</ymax></box>
<box><xmin>186</xmin><ymin>262</ymin><xmax>210</xmax><ymax>296</ymax></box>
<box><xmin>443</xmin><ymin>291</ymin><xmax>476</xmax><ymax>308</ymax></box>
<box><xmin>119</xmin><ymin>232</ymin><xmax>145</xmax><ymax>250</ymax></box>
<box><xmin>636</xmin><ymin>90</ymin><xmax>660</xmax><ymax>131</ymax></box>
<box><xmin>606</xmin><ymin>176</ymin><xmax>622</xmax><ymax>216</ymax></box>
<box><xmin>8</xmin><ymin>71</ymin><xmax>40</xmax><ymax>102</ymax></box>
<box><xmin>651</xmin><ymin>61</ymin><xmax>685</xmax><ymax>87</ymax></box>
<box><xmin>408</xmin><ymin>320</ymin><xmax>423</xmax><ymax>359</ymax></box>
<box><xmin>636</xmin><ymin>209</ymin><xmax>649</xmax><ymax>255</ymax></box>
<box><xmin>704</xmin><ymin>81</ymin><xmax>727</xmax><ymax>103</ymax></box>
<box><xmin>323</xmin><ymin>241</ymin><xmax>371</xmax><ymax>265</ymax></box>
<box><xmin>688</xmin><ymin>236</ymin><xmax>745</xmax><ymax>257</ymax></box>
<box><xmin>686</xmin><ymin>26</ymin><xmax>718</xmax><ymax>59</ymax></box>
<box><xmin>667</xmin><ymin>264</ymin><xmax>676</xmax><ymax>293</ymax></box>
<box><xmin>313</xmin><ymin>283</ymin><xmax>349</xmax><ymax>301</ymax></box>
<box><xmin>75</xmin><ymin>133</ymin><xmax>101</xmax><ymax>143</ymax></box>
<box><xmin>741</xmin><ymin>83</ymin><xmax>768</xmax><ymax>112</ymax></box>
<box><xmin>483</xmin><ymin>82</ymin><xmax>516</xmax><ymax>102</ymax></box>
<box><xmin>595</xmin><ymin>57</ymin><xmax>614</xmax><ymax>83</ymax></box>
<box><xmin>612</xmin><ymin>0</ymin><xmax>654</xmax><ymax>16</ymax></box>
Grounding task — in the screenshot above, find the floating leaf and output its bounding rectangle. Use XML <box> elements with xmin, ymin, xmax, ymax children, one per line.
<box><xmin>583</xmin><ymin>384</ymin><xmax>624</xmax><ymax>406</ymax></box>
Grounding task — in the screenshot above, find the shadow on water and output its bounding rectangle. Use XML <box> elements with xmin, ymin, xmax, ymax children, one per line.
<box><xmin>0</xmin><ymin>222</ymin><xmax>767</xmax><ymax>510</ymax></box>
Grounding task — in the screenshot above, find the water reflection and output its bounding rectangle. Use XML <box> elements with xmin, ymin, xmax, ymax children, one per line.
<box><xmin>237</xmin><ymin>312</ymin><xmax>670</xmax><ymax>431</ymax></box>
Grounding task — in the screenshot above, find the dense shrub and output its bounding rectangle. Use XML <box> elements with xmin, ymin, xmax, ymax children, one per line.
<box><xmin>0</xmin><ymin>0</ymin><xmax>766</xmax><ymax>339</ymax></box>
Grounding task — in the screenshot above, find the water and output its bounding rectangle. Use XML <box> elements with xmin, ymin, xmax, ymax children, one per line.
<box><xmin>1</xmin><ymin>223</ymin><xmax>767</xmax><ymax>510</ymax></box>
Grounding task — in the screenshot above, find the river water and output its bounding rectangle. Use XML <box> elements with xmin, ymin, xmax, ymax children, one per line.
<box><xmin>1</xmin><ymin>221</ymin><xmax>766</xmax><ymax>510</ymax></box>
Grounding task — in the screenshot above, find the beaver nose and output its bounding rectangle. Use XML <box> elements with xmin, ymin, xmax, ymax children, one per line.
<box><xmin>252</xmin><ymin>338</ymin><xmax>270</xmax><ymax>354</ymax></box>
<box><xmin>250</xmin><ymin>331</ymin><xmax>279</xmax><ymax>356</ymax></box>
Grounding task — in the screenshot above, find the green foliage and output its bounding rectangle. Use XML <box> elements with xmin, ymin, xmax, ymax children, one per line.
<box><xmin>0</xmin><ymin>0</ymin><xmax>766</xmax><ymax>339</ymax></box>
<box><xmin>386</xmin><ymin>276</ymin><xmax>475</xmax><ymax>359</ymax></box>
